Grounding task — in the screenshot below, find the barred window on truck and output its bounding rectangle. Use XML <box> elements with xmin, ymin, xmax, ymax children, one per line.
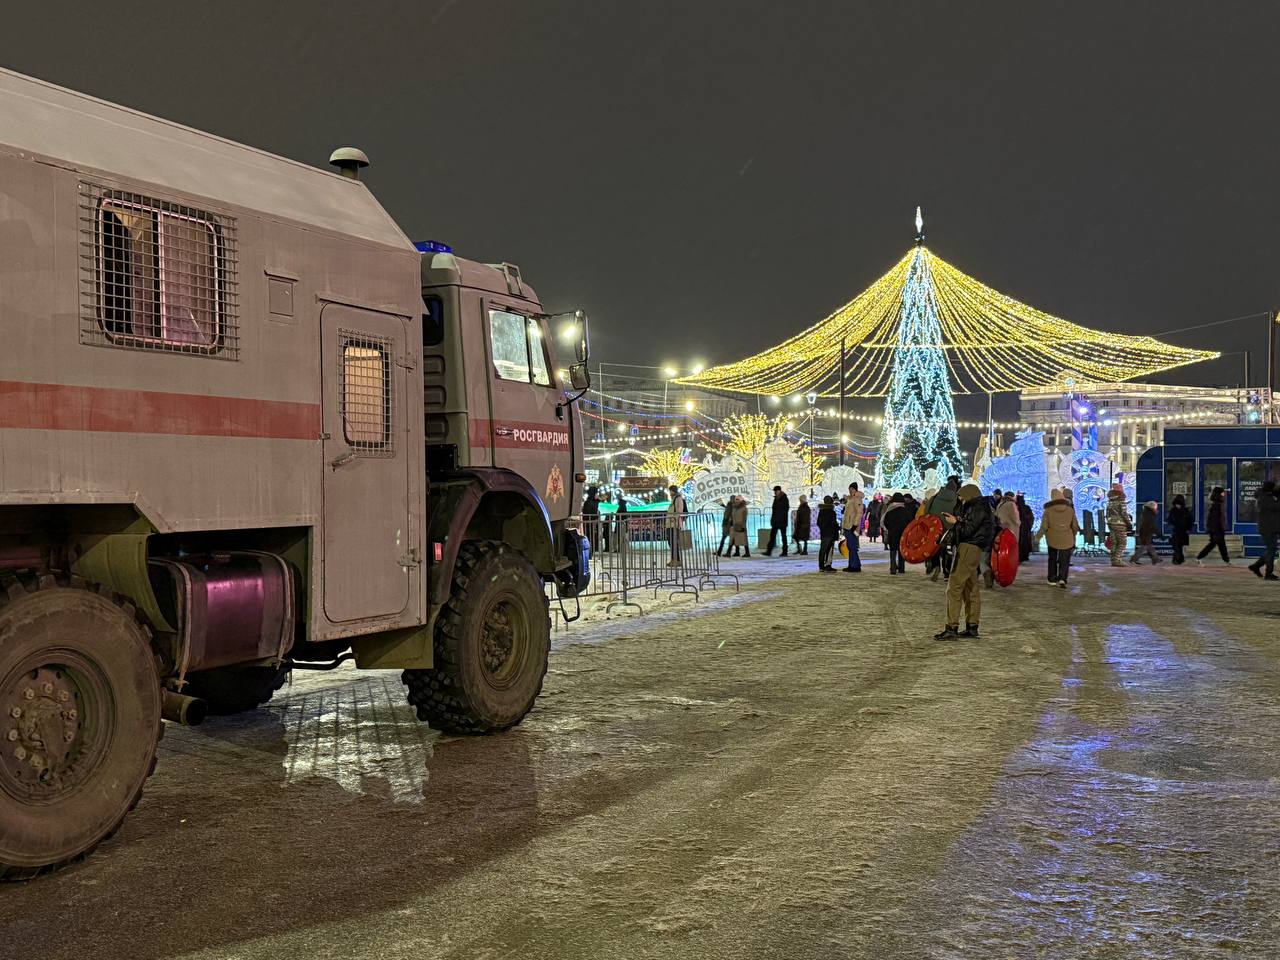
<box><xmin>81</xmin><ymin>182</ymin><xmax>239</xmax><ymax>358</ymax></box>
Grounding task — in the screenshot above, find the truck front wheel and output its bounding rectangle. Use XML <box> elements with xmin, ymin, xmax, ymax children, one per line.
<box><xmin>0</xmin><ymin>575</ymin><xmax>161</xmax><ymax>880</ymax></box>
<box><xmin>402</xmin><ymin>542</ymin><xmax>550</xmax><ymax>734</ymax></box>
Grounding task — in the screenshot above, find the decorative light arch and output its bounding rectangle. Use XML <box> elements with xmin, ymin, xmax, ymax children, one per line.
<box><xmin>675</xmin><ymin>233</ymin><xmax>1219</xmax><ymax>398</ymax></box>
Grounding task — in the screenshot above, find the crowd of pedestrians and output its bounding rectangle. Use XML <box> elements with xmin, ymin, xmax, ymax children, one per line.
<box><xmin>581</xmin><ymin>472</ymin><xmax>1279</xmax><ymax>627</ymax></box>
<box><xmin>704</xmin><ymin>475</ymin><xmax>1280</xmax><ymax>640</ymax></box>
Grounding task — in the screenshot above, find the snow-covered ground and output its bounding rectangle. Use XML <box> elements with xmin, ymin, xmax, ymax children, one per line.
<box><xmin>7</xmin><ymin>549</ymin><xmax>1279</xmax><ymax>959</ymax></box>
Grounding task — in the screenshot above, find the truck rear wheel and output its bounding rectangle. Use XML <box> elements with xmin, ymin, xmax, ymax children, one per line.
<box><xmin>403</xmin><ymin>541</ymin><xmax>550</xmax><ymax>734</ymax></box>
<box><xmin>0</xmin><ymin>575</ymin><xmax>161</xmax><ymax>880</ymax></box>
<box><xmin>183</xmin><ymin>664</ymin><xmax>289</xmax><ymax>716</ymax></box>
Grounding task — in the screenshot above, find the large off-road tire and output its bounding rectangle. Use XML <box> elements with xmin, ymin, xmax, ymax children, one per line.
<box><xmin>403</xmin><ymin>541</ymin><xmax>550</xmax><ymax>735</ymax></box>
<box><xmin>183</xmin><ymin>663</ymin><xmax>289</xmax><ymax>716</ymax></box>
<box><xmin>0</xmin><ymin>574</ymin><xmax>162</xmax><ymax>880</ymax></box>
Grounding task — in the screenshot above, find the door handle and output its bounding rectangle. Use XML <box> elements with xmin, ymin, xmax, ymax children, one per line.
<box><xmin>329</xmin><ymin>450</ymin><xmax>357</xmax><ymax>470</ymax></box>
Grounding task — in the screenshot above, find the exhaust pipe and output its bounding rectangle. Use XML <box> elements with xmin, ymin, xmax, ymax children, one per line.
<box><xmin>162</xmin><ymin>690</ymin><xmax>207</xmax><ymax>726</ymax></box>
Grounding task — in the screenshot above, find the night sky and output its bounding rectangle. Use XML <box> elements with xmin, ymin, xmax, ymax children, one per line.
<box><xmin>3</xmin><ymin>1</ymin><xmax>1277</xmax><ymax>417</ymax></box>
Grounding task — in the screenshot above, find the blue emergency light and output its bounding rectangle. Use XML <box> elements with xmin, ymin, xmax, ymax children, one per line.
<box><xmin>414</xmin><ymin>240</ymin><xmax>454</xmax><ymax>254</ymax></box>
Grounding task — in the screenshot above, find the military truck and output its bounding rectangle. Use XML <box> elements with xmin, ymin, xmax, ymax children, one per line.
<box><xmin>0</xmin><ymin>68</ymin><xmax>592</xmax><ymax>878</ymax></box>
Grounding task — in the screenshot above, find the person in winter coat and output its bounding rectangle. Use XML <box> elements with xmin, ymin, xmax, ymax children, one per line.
<box><xmin>716</xmin><ymin>497</ymin><xmax>736</xmax><ymax>556</ymax></box>
<box><xmin>924</xmin><ymin>477</ymin><xmax>960</xmax><ymax>581</ymax></box>
<box><xmin>1130</xmin><ymin>501</ymin><xmax>1162</xmax><ymax>564</ymax></box>
<box><xmin>996</xmin><ymin>492</ymin><xmax>1021</xmax><ymax>540</ymax></box>
<box><xmin>937</xmin><ymin>483</ymin><xmax>994</xmax><ymax>640</ymax></box>
<box><xmin>1249</xmin><ymin>480</ymin><xmax>1280</xmax><ymax>579</ymax></box>
<box><xmin>613</xmin><ymin>498</ymin><xmax>630</xmax><ymax>551</ymax></box>
<box><xmin>598</xmin><ymin>492</ymin><xmax>613</xmax><ymax>553</ymax></box>
<box><xmin>1105</xmin><ymin>486</ymin><xmax>1133</xmax><ymax>567</ymax></box>
<box><xmin>816</xmin><ymin>495</ymin><xmax>840</xmax><ymax>571</ymax></box>
<box><xmin>1016</xmin><ymin>494</ymin><xmax>1035</xmax><ymax>562</ymax></box>
<box><xmin>842</xmin><ymin>483</ymin><xmax>865</xmax><ymax>572</ymax></box>
<box><xmin>583</xmin><ymin>485</ymin><xmax>601</xmax><ymax>554</ymax></box>
<box><xmin>792</xmin><ymin>495</ymin><xmax>812</xmax><ymax>556</ymax></box>
<box><xmin>988</xmin><ymin>492</ymin><xmax>1021</xmax><ymax>586</ymax></box>
<box><xmin>729</xmin><ymin>497</ymin><xmax>750</xmax><ymax>557</ymax></box>
<box><xmin>880</xmin><ymin>492</ymin><xmax>912</xmax><ymax>574</ymax></box>
<box><xmin>765</xmin><ymin>486</ymin><xmax>791</xmax><ymax>557</ymax></box>
<box><xmin>666</xmin><ymin>485</ymin><xmax>687</xmax><ymax>566</ymax></box>
<box><xmin>866</xmin><ymin>495</ymin><xmax>884</xmax><ymax>544</ymax></box>
<box><xmin>1195</xmin><ymin>486</ymin><xmax>1230</xmax><ymax>565</ymax></box>
<box><xmin>1166</xmin><ymin>494</ymin><xmax>1193</xmax><ymax>565</ymax></box>
<box><xmin>1035</xmin><ymin>488</ymin><xmax>1080</xmax><ymax>586</ymax></box>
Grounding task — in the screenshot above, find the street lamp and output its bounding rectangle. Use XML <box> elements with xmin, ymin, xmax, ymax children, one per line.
<box><xmin>805</xmin><ymin>392</ymin><xmax>818</xmax><ymax>490</ymax></box>
<box><xmin>661</xmin><ymin>365</ymin><xmax>678</xmax><ymax>411</ymax></box>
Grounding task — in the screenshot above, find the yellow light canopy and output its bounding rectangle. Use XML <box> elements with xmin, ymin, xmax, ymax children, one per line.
<box><xmin>676</xmin><ymin>246</ymin><xmax>1219</xmax><ymax>397</ymax></box>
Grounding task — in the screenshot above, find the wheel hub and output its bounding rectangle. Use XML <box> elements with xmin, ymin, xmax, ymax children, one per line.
<box><xmin>1</xmin><ymin>664</ymin><xmax>97</xmax><ymax>800</ymax></box>
<box><xmin>481</xmin><ymin>603</ymin><xmax>515</xmax><ymax>675</ymax></box>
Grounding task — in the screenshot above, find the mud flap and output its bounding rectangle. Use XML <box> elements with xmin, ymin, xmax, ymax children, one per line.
<box><xmin>554</xmin><ymin>530</ymin><xmax>591</xmax><ymax>599</ymax></box>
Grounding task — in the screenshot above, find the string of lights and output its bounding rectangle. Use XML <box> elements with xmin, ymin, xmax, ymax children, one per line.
<box><xmin>585</xmin><ymin>406</ymin><xmax>1229</xmax><ymax>448</ymax></box>
<box><xmin>674</xmin><ymin>245</ymin><xmax>1219</xmax><ymax>397</ymax></box>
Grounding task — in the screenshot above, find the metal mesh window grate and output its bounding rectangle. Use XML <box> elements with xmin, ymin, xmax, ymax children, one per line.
<box><xmin>341</xmin><ymin>332</ymin><xmax>394</xmax><ymax>456</ymax></box>
<box><xmin>79</xmin><ymin>182</ymin><xmax>239</xmax><ymax>358</ymax></box>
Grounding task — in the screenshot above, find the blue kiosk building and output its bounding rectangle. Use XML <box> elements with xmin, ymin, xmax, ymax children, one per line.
<box><xmin>1136</xmin><ymin>425</ymin><xmax>1280</xmax><ymax>558</ymax></box>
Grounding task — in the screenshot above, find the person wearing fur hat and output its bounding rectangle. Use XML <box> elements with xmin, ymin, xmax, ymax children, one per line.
<box><xmin>1035</xmin><ymin>488</ymin><xmax>1080</xmax><ymax>586</ymax></box>
<box><xmin>1105</xmin><ymin>485</ymin><xmax>1133</xmax><ymax>567</ymax></box>
<box><xmin>936</xmin><ymin>483</ymin><xmax>994</xmax><ymax>641</ymax></box>
<box><xmin>1130</xmin><ymin>501</ymin><xmax>1163</xmax><ymax>564</ymax></box>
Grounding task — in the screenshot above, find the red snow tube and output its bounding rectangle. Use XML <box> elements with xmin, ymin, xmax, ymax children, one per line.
<box><xmin>899</xmin><ymin>514</ymin><xmax>944</xmax><ymax>565</ymax></box>
<box><xmin>992</xmin><ymin>528</ymin><xmax>1019</xmax><ymax>587</ymax></box>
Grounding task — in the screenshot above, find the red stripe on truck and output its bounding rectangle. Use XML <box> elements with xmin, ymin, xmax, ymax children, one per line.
<box><xmin>0</xmin><ymin>380</ymin><xmax>321</xmax><ymax>440</ymax></box>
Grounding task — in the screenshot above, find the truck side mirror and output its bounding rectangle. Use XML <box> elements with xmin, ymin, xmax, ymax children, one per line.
<box><xmin>572</xmin><ymin>310</ymin><xmax>589</xmax><ymax>363</ymax></box>
<box><xmin>568</xmin><ymin>362</ymin><xmax>591</xmax><ymax>391</ymax></box>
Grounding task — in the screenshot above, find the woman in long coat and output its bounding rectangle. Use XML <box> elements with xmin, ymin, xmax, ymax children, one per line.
<box><xmin>792</xmin><ymin>495</ymin><xmax>812</xmax><ymax>555</ymax></box>
<box><xmin>1016</xmin><ymin>494</ymin><xmax>1034</xmax><ymax>562</ymax></box>
<box><xmin>866</xmin><ymin>495</ymin><xmax>884</xmax><ymax>545</ymax></box>
<box><xmin>1166</xmin><ymin>494</ymin><xmax>1193</xmax><ymax>564</ymax></box>
<box><xmin>729</xmin><ymin>497</ymin><xmax>750</xmax><ymax>557</ymax></box>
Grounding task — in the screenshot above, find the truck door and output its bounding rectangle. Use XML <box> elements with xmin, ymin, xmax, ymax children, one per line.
<box><xmin>483</xmin><ymin>300</ymin><xmax>572</xmax><ymax>522</ymax></box>
<box><xmin>320</xmin><ymin>304</ymin><xmax>412</xmax><ymax>622</ymax></box>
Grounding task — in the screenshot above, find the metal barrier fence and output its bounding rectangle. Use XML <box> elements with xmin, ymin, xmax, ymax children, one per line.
<box><xmin>557</xmin><ymin>511</ymin><xmax>740</xmax><ymax>620</ymax></box>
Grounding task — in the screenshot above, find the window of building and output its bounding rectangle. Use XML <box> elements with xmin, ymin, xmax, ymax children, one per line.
<box><xmin>1048</xmin><ymin>402</ymin><xmax>1056</xmax><ymax>411</ymax></box>
<box><xmin>341</xmin><ymin>333</ymin><xmax>393</xmax><ymax>455</ymax></box>
<box><xmin>1236</xmin><ymin>461</ymin><xmax>1280</xmax><ymax>525</ymax></box>
<box><xmin>1165</xmin><ymin>459</ymin><xmax>1193</xmax><ymax>509</ymax></box>
<box><xmin>488</xmin><ymin>308</ymin><xmax>552</xmax><ymax>386</ymax></box>
<box><xmin>83</xmin><ymin>183</ymin><xmax>237</xmax><ymax>358</ymax></box>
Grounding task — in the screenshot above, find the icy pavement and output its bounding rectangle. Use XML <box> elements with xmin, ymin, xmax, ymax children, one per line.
<box><xmin>2</xmin><ymin>550</ymin><xmax>1279</xmax><ymax>959</ymax></box>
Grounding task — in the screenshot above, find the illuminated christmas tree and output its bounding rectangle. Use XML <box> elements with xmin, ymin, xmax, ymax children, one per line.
<box><xmin>874</xmin><ymin>210</ymin><xmax>965</xmax><ymax>489</ymax></box>
<box><xmin>676</xmin><ymin>206</ymin><xmax>1221</xmax><ymax>489</ymax></box>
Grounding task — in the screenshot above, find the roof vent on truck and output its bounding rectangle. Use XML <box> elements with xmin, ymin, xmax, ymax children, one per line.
<box><xmin>328</xmin><ymin>146</ymin><xmax>369</xmax><ymax>179</ymax></box>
